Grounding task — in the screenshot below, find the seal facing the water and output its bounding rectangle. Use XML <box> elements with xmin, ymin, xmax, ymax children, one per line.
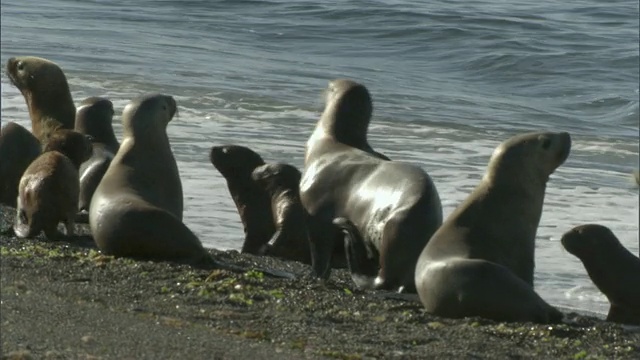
<box><xmin>74</xmin><ymin>96</ymin><xmax>119</xmax><ymax>221</ymax></box>
<box><xmin>6</xmin><ymin>56</ymin><xmax>76</xmax><ymax>142</ymax></box>
<box><xmin>14</xmin><ymin>129</ymin><xmax>92</xmax><ymax>240</ymax></box>
<box><xmin>0</xmin><ymin>122</ymin><xmax>41</xmax><ymax>207</ymax></box>
<box><xmin>89</xmin><ymin>94</ymin><xmax>210</xmax><ymax>265</ymax></box>
<box><xmin>415</xmin><ymin>131</ymin><xmax>571</xmax><ymax>323</ymax></box>
<box><xmin>251</xmin><ymin>162</ymin><xmax>350</xmax><ymax>266</ymax></box>
<box><xmin>210</xmin><ymin>145</ymin><xmax>275</xmax><ymax>254</ymax></box>
<box><xmin>561</xmin><ymin>224</ymin><xmax>640</xmax><ymax>325</ymax></box>
<box><xmin>300</xmin><ymin>78</ymin><xmax>442</xmax><ymax>292</ymax></box>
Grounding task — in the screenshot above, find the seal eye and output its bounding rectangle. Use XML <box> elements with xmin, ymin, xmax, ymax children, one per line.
<box><xmin>541</xmin><ymin>138</ymin><xmax>552</xmax><ymax>150</ymax></box>
<box><xmin>16</xmin><ymin>61</ymin><xmax>25</xmax><ymax>71</ymax></box>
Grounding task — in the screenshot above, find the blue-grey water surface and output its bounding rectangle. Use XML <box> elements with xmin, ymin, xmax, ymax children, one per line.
<box><xmin>1</xmin><ymin>0</ymin><xmax>638</xmax><ymax>315</ymax></box>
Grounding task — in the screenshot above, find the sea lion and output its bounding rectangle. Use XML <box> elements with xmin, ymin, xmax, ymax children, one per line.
<box><xmin>251</xmin><ymin>162</ymin><xmax>348</xmax><ymax>267</ymax></box>
<box><xmin>561</xmin><ymin>224</ymin><xmax>640</xmax><ymax>325</ymax></box>
<box><xmin>6</xmin><ymin>56</ymin><xmax>75</xmax><ymax>142</ymax></box>
<box><xmin>251</xmin><ymin>162</ymin><xmax>312</xmax><ymax>262</ymax></box>
<box><xmin>89</xmin><ymin>95</ymin><xmax>293</xmax><ymax>279</ymax></box>
<box><xmin>300</xmin><ymin>78</ymin><xmax>443</xmax><ymax>292</ymax></box>
<box><xmin>89</xmin><ymin>94</ymin><xmax>200</xmax><ymax>263</ymax></box>
<box><xmin>0</xmin><ymin>122</ymin><xmax>41</xmax><ymax>207</ymax></box>
<box><xmin>14</xmin><ymin>129</ymin><xmax>92</xmax><ymax>240</ymax></box>
<box><xmin>74</xmin><ymin>97</ymin><xmax>119</xmax><ymax>221</ymax></box>
<box><xmin>209</xmin><ymin>145</ymin><xmax>274</xmax><ymax>254</ymax></box>
<box><xmin>415</xmin><ymin>131</ymin><xmax>571</xmax><ymax>324</ymax></box>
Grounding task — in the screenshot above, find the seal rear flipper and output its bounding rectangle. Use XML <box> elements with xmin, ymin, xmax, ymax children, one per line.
<box><xmin>333</xmin><ymin>217</ymin><xmax>379</xmax><ymax>289</ymax></box>
<box><xmin>607</xmin><ymin>303</ymin><xmax>640</xmax><ymax>326</ymax></box>
<box><xmin>416</xmin><ymin>258</ymin><xmax>563</xmax><ymax>324</ymax></box>
<box><xmin>75</xmin><ymin>210</ymin><xmax>89</xmax><ymax>224</ymax></box>
<box><xmin>194</xmin><ymin>255</ymin><xmax>295</xmax><ymax>280</ymax></box>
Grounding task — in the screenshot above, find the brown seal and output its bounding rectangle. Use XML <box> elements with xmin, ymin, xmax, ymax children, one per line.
<box><xmin>0</xmin><ymin>122</ymin><xmax>41</xmax><ymax>207</ymax></box>
<box><xmin>415</xmin><ymin>131</ymin><xmax>571</xmax><ymax>323</ymax></box>
<box><xmin>209</xmin><ymin>145</ymin><xmax>274</xmax><ymax>254</ymax></box>
<box><xmin>14</xmin><ymin>129</ymin><xmax>92</xmax><ymax>240</ymax></box>
<box><xmin>251</xmin><ymin>162</ymin><xmax>347</xmax><ymax>267</ymax></box>
<box><xmin>74</xmin><ymin>97</ymin><xmax>119</xmax><ymax>221</ymax></box>
<box><xmin>89</xmin><ymin>94</ymin><xmax>221</xmax><ymax>268</ymax></box>
<box><xmin>561</xmin><ymin>224</ymin><xmax>640</xmax><ymax>325</ymax></box>
<box><xmin>89</xmin><ymin>96</ymin><xmax>294</xmax><ymax>279</ymax></box>
<box><xmin>300</xmin><ymin>78</ymin><xmax>442</xmax><ymax>292</ymax></box>
<box><xmin>6</xmin><ymin>56</ymin><xmax>76</xmax><ymax>142</ymax></box>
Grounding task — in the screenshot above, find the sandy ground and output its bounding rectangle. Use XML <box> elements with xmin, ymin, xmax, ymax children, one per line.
<box><xmin>1</xmin><ymin>206</ymin><xmax>639</xmax><ymax>360</ymax></box>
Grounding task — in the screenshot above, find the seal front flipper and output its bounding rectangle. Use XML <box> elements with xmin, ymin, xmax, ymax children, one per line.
<box><xmin>608</xmin><ymin>303</ymin><xmax>640</xmax><ymax>326</ymax></box>
<box><xmin>333</xmin><ymin>217</ymin><xmax>379</xmax><ymax>289</ymax></box>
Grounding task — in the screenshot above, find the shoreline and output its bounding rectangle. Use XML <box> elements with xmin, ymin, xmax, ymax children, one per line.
<box><xmin>1</xmin><ymin>209</ymin><xmax>639</xmax><ymax>359</ymax></box>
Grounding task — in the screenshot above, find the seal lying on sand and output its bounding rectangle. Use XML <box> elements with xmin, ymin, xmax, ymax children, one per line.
<box><xmin>6</xmin><ymin>56</ymin><xmax>75</xmax><ymax>142</ymax></box>
<box><xmin>561</xmin><ymin>224</ymin><xmax>640</xmax><ymax>325</ymax></box>
<box><xmin>210</xmin><ymin>145</ymin><xmax>274</xmax><ymax>254</ymax></box>
<box><xmin>74</xmin><ymin>97</ymin><xmax>119</xmax><ymax>222</ymax></box>
<box><xmin>300</xmin><ymin>79</ymin><xmax>442</xmax><ymax>292</ymax></box>
<box><xmin>415</xmin><ymin>131</ymin><xmax>571</xmax><ymax>324</ymax></box>
<box><xmin>90</xmin><ymin>95</ymin><xmax>293</xmax><ymax>278</ymax></box>
<box><xmin>0</xmin><ymin>122</ymin><xmax>41</xmax><ymax>207</ymax></box>
<box><xmin>14</xmin><ymin>129</ymin><xmax>92</xmax><ymax>240</ymax></box>
<box><xmin>251</xmin><ymin>163</ymin><xmax>347</xmax><ymax>267</ymax></box>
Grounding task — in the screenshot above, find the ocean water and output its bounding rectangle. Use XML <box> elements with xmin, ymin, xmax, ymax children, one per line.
<box><xmin>1</xmin><ymin>0</ymin><xmax>638</xmax><ymax>315</ymax></box>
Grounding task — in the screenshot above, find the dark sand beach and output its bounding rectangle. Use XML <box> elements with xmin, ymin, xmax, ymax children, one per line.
<box><xmin>1</xmin><ymin>207</ymin><xmax>639</xmax><ymax>360</ymax></box>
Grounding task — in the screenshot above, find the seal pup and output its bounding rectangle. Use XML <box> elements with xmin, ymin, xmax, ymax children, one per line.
<box><xmin>74</xmin><ymin>97</ymin><xmax>119</xmax><ymax>222</ymax></box>
<box><xmin>14</xmin><ymin>129</ymin><xmax>92</xmax><ymax>240</ymax></box>
<box><xmin>300</xmin><ymin>78</ymin><xmax>443</xmax><ymax>292</ymax></box>
<box><xmin>209</xmin><ymin>145</ymin><xmax>275</xmax><ymax>254</ymax></box>
<box><xmin>415</xmin><ymin>131</ymin><xmax>571</xmax><ymax>324</ymax></box>
<box><xmin>251</xmin><ymin>162</ymin><xmax>312</xmax><ymax>262</ymax></box>
<box><xmin>251</xmin><ymin>162</ymin><xmax>347</xmax><ymax>267</ymax></box>
<box><xmin>0</xmin><ymin>122</ymin><xmax>41</xmax><ymax>207</ymax></box>
<box><xmin>561</xmin><ymin>224</ymin><xmax>640</xmax><ymax>325</ymax></box>
<box><xmin>6</xmin><ymin>56</ymin><xmax>75</xmax><ymax>142</ymax></box>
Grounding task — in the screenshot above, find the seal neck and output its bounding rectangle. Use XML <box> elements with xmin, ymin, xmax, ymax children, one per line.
<box><xmin>28</xmin><ymin>86</ymin><xmax>76</xmax><ymax>139</ymax></box>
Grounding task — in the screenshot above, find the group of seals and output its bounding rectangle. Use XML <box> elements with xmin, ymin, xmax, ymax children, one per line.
<box><xmin>414</xmin><ymin>132</ymin><xmax>571</xmax><ymax>323</ymax></box>
<box><xmin>3</xmin><ymin>54</ymin><xmax>636</xmax><ymax>325</ymax></box>
<box><xmin>561</xmin><ymin>224</ymin><xmax>640</xmax><ymax>325</ymax></box>
<box><xmin>14</xmin><ymin>130</ymin><xmax>92</xmax><ymax>240</ymax></box>
<box><xmin>209</xmin><ymin>145</ymin><xmax>346</xmax><ymax>267</ymax></box>
<box><xmin>300</xmin><ymin>79</ymin><xmax>443</xmax><ymax>293</ymax></box>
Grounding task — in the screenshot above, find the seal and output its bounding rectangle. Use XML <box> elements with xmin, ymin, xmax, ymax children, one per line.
<box><xmin>209</xmin><ymin>145</ymin><xmax>275</xmax><ymax>254</ymax></box>
<box><xmin>300</xmin><ymin>78</ymin><xmax>443</xmax><ymax>292</ymax></box>
<box><xmin>0</xmin><ymin>122</ymin><xmax>41</xmax><ymax>207</ymax></box>
<box><xmin>6</xmin><ymin>56</ymin><xmax>76</xmax><ymax>142</ymax></box>
<box><xmin>251</xmin><ymin>162</ymin><xmax>347</xmax><ymax>267</ymax></box>
<box><xmin>561</xmin><ymin>224</ymin><xmax>640</xmax><ymax>325</ymax></box>
<box><xmin>74</xmin><ymin>96</ymin><xmax>119</xmax><ymax>221</ymax></box>
<box><xmin>88</xmin><ymin>94</ymin><xmax>202</xmax><ymax>264</ymax></box>
<box><xmin>89</xmin><ymin>96</ymin><xmax>295</xmax><ymax>279</ymax></box>
<box><xmin>14</xmin><ymin>129</ymin><xmax>92</xmax><ymax>240</ymax></box>
<box><xmin>414</xmin><ymin>131</ymin><xmax>571</xmax><ymax>324</ymax></box>
<box><xmin>251</xmin><ymin>162</ymin><xmax>312</xmax><ymax>262</ymax></box>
